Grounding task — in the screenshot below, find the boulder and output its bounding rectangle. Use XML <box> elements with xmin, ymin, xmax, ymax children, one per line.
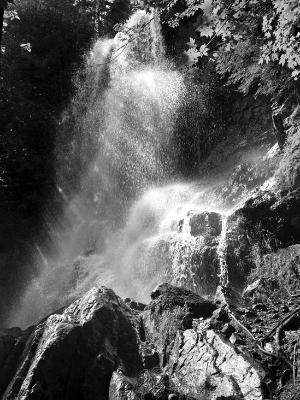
<box><xmin>144</xmin><ymin>283</ymin><xmax>217</xmax><ymax>367</ymax></box>
<box><xmin>149</xmin><ymin>283</ymin><xmax>217</xmax><ymax>318</ymax></box>
<box><xmin>182</xmin><ymin>211</ymin><xmax>223</xmax><ymax>237</ymax></box>
<box><xmin>229</xmin><ymin>189</ymin><xmax>300</xmax><ymax>254</ymax></box>
<box><xmin>170</xmin><ymin>240</ymin><xmax>221</xmax><ymax>295</ymax></box>
<box><xmin>109</xmin><ymin>370</ymin><xmax>138</xmax><ymax>400</ymax></box>
<box><xmin>167</xmin><ymin>321</ymin><xmax>266</xmax><ymax>400</ymax></box>
<box><xmin>1</xmin><ymin>287</ymin><xmax>143</xmax><ymax>400</ymax></box>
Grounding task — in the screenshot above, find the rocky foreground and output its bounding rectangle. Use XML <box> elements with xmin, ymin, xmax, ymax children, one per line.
<box><xmin>1</xmin><ymin>278</ymin><xmax>300</xmax><ymax>400</ymax></box>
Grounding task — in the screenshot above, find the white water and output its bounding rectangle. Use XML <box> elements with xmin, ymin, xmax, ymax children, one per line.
<box><xmin>217</xmin><ymin>215</ymin><xmax>229</xmax><ymax>287</ymax></box>
<box><xmin>6</xmin><ymin>10</ymin><xmax>276</xmax><ymax>328</ymax></box>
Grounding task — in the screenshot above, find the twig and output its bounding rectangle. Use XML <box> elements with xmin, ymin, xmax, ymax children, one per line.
<box><xmin>275</xmin><ymin>326</ymin><xmax>283</xmax><ymax>348</ymax></box>
<box><xmin>278</xmin><ymin>350</ymin><xmax>294</xmax><ymax>370</ymax></box>
<box><xmin>229</xmin><ymin>311</ymin><xmax>256</xmax><ymax>341</ymax></box>
<box><xmin>229</xmin><ymin>311</ymin><xmax>275</xmax><ymax>357</ymax></box>
<box><xmin>283</xmin><ymin>286</ymin><xmax>300</xmax><ymax>298</ymax></box>
<box><xmin>92</xmin><ymin>0</ymin><xmax>178</xmax><ymax>67</ymax></box>
<box><xmin>293</xmin><ymin>342</ymin><xmax>297</xmax><ymax>384</ymax></box>
<box><xmin>93</xmin><ymin>17</ymin><xmax>154</xmax><ymax>66</ymax></box>
<box><xmin>262</xmin><ymin>307</ymin><xmax>300</xmax><ymax>343</ymax></box>
<box><xmin>229</xmin><ymin>311</ymin><xmax>295</xmax><ymax>367</ymax></box>
<box><xmin>257</xmin><ymin>344</ymin><xmax>276</xmax><ymax>358</ymax></box>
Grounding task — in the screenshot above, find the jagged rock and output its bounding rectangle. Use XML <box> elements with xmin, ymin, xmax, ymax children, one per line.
<box><xmin>167</xmin><ymin>320</ymin><xmax>266</xmax><ymax>400</ymax></box>
<box><xmin>109</xmin><ymin>371</ymin><xmax>138</xmax><ymax>400</ymax></box>
<box><xmin>1</xmin><ymin>287</ymin><xmax>143</xmax><ymax>400</ymax></box>
<box><xmin>145</xmin><ymin>283</ymin><xmax>217</xmax><ymax>367</ymax></box>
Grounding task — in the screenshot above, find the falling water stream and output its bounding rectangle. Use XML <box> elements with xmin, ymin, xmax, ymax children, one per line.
<box><xmin>6</xmin><ymin>10</ymin><xmax>275</xmax><ymax>328</ymax></box>
<box><xmin>217</xmin><ymin>215</ymin><xmax>229</xmax><ymax>287</ymax></box>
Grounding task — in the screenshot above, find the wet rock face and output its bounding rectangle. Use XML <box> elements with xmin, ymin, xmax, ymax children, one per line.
<box><xmin>225</xmin><ymin>211</ymin><xmax>254</xmax><ymax>289</ymax></box>
<box><xmin>236</xmin><ymin>189</ymin><xmax>300</xmax><ymax>249</ymax></box>
<box><xmin>224</xmin><ymin>188</ymin><xmax>300</xmax><ymax>290</ymax></box>
<box><xmin>179</xmin><ymin>211</ymin><xmax>222</xmax><ymax>237</ymax></box>
<box><xmin>0</xmin><ymin>327</ymin><xmax>33</xmax><ymax>396</ymax></box>
<box><xmin>1</xmin><ymin>287</ymin><xmax>143</xmax><ymax>400</ymax></box>
<box><xmin>173</xmin><ymin>210</ymin><xmax>223</xmax><ymax>295</ymax></box>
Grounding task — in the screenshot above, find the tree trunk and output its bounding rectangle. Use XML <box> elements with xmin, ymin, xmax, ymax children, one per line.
<box><xmin>0</xmin><ymin>7</ymin><xmax>4</xmax><ymax>57</ymax></box>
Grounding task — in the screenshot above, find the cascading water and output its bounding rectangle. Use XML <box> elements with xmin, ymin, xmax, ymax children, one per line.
<box><xmin>6</xmin><ymin>9</ymin><xmax>277</xmax><ymax>329</ymax></box>
<box><xmin>217</xmin><ymin>215</ymin><xmax>229</xmax><ymax>287</ymax></box>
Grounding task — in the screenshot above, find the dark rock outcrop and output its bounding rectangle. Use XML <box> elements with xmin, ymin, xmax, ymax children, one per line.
<box><xmin>225</xmin><ymin>188</ymin><xmax>300</xmax><ymax>289</ymax></box>
<box><xmin>234</xmin><ymin>189</ymin><xmax>300</xmax><ymax>251</ymax></box>
<box><xmin>179</xmin><ymin>211</ymin><xmax>222</xmax><ymax>238</ymax></box>
<box><xmin>1</xmin><ymin>287</ymin><xmax>143</xmax><ymax>400</ymax></box>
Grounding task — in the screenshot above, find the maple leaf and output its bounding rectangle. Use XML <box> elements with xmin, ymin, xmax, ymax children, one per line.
<box><xmin>197</xmin><ymin>25</ymin><xmax>214</xmax><ymax>37</ymax></box>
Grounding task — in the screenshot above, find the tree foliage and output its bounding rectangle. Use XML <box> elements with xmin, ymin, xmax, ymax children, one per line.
<box><xmin>147</xmin><ymin>0</ymin><xmax>300</xmax><ymax>108</ymax></box>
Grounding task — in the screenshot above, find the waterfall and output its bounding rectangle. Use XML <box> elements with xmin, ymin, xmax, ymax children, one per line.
<box><xmin>6</xmin><ymin>10</ymin><xmax>187</xmax><ymax>328</ymax></box>
<box><xmin>5</xmin><ymin>9</ymin><xmax>275</xmax><ymax>329</ymax></box>
<box><xmin>217</xmin><ymin>215</ymin><xmax>229</xmax><ymax>287</ymax></box>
